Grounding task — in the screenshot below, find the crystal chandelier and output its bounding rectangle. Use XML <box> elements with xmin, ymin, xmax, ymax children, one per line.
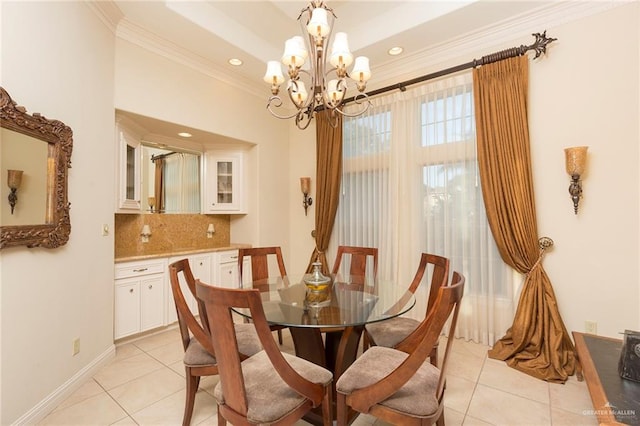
<box><xmin>263</xmin><ymin>1</ymin><xmax>372</xmax><ymax>130</ymax></box>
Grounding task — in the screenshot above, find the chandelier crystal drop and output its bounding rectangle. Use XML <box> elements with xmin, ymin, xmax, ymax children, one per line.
<box><xmin>263</xmin><ymin>1</ymin><xmax>372</xmax><ymax>130</ymax></box>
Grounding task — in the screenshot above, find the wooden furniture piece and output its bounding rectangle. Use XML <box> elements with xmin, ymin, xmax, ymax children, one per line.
<box><xmin>573</xmin><ymin>331</ymin><xmax>640</xmax><ymax>425</ymax></box>
<box><xmin>169</xmin><ymin>259</ymin><xmax>261</xmax><ymax>426</ymax></box>
<box><xmin>238</xmin><ymin>246</ymin><xmax>288</xmax><ymax>344</ymax></box>
<box><xmin>364</xmin><ymin>253</ymin><xmax>450</xmax><ymax>364</ymax></box>
<box><xmin>335</xmin><ymin>271</ymin><xmax>465</xmax><ymax>426</ymax></box>
<box><xmin>233</xmin><ymin>273</ymin><xmax>416</xmax><ymax>425</ymax></box>
<box><xmin>331</xmin><ymin>246</ymin><xmax>378</xmax><ymax>285</ymax></box>
<box><xmin>195</xmin><ymin>282</ymin><xmax>334</xmax><ymax>426</ymax></box>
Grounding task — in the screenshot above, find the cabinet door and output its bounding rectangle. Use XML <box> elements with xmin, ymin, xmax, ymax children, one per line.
<box><xmin>204</xmin><ymin>153</ymin><xmax>243</xmax><ymax>213</ymax></box>
<box><xmin>114</xmin><ymin>280</ymin><xmax>141</xmax><ymax>339</ymax></box>
<box><xmin>242</xmin><ymin>258</ymin><xmax>252</xmax><ymax>286</ymax></box>
<box><xmin>115</xmin><ymin>120</ymin><xmax>142</xmax><ymax>212</ymax></box>
<box><xmin>218</xmin><ymin>261</ymin><xmax>239</xmax><ymax>288</ymax></box>
<box><xmin>166</xmin><ymin>254</ymin><xmax>213</xmax><ymax>324</ymax></box>
<box><xmin>140</xmin><ymin>275</ymin><xmax>165</xmax><ymax>331</ymax></box>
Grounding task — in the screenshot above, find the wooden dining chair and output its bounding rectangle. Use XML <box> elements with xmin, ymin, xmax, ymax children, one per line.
<box><xmin>169</xmin><ymin>259</ymin><xmax>262</xmax><ymax>426</ymax></box>
<box><xmin>335</xmin><ymin>272</ymin><xmax>465</xmax><ymax>426</ymax></box>
<box><xmin>331</xmin><ymin>245</ymin><xmax>378</xmax><ymax>285</ymax></box>
<box><xmin>238</xmin><ymin>246</ymin><xmax>288</xmax><ymax>344</ymax></box>
<box><xmin>195</xmin><ymin>281</ymin><xmax>334</xmax><ymax>426</ymax></box>
<box><xmin>363</xmin><ymin>253</ymin><xmax>450</xmax><ymax>366</ymax></box>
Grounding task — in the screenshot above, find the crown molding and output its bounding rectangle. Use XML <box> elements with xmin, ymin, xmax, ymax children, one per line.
<box><xmin>91</xmin><ymin>1</ymin><xmax>631</xmax><ymax>102</ymax></box>
<box><xmin>85</xmin><ymin>0</ymin><xmax>124</xmax><ymax>34</ymax></box>
<box><xmin>115</xmin><ymin>18</ymin><xmax>264</xmax><ymax>100</ymax></box>
<box><xmin>370</xmin><ymin>1</ymin><xmax>631</xmax><ymax>91</ymax></box>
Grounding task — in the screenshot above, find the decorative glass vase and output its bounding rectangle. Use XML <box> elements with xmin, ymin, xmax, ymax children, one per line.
<box><xmin>304</xmin><ymin>262</ymin><xmax>331</xmax><ymax>306</ymax></box>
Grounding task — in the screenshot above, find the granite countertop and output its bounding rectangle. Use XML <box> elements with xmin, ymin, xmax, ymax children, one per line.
<box><xmin>115</xmin><ymin>243</ymin><xmax>251</xmax><ymax>263</ymax></box>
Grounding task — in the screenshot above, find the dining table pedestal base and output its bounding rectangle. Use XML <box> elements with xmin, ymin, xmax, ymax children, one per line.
<box><xmin>289</xmin><ymin>325</ymin><xmax>364</xmax><ymax>425</ymax></box>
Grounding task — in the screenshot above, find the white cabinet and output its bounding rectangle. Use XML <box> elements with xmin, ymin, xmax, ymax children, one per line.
<box><xmin>166</xmin><ymin>254</ymin><xmax>213</xmax><ymax>324</ymax></box>
<box><xmin>115</xmin><ymin>116</ymin><xmax>143</xmax><ymax>212</ymax></box>
<box><xmin>114</xmin><ymin>259</ymin><xmax>166</xmax><ymax>339</ymax></box>
<box><xmin>215</xmin><ymin>250</ymin><xmax>251</xmax><ymax>288</ymax></box>
<box><xmin>204</xmin><ymin>152</ymin><xmax>245</xmax><ymax>213</ymax></box>
<box><xmin>115</xmin><ymin>248</ymin><xmax>252</xmax><ymax>337</ymax></box>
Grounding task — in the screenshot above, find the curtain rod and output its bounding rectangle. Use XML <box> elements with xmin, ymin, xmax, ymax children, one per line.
<box><xmin>151</xmin><ymin>151</ymin><xmax>177</xmax><ymax>162</ymax></box>
<box><xmin>343</xmin><ymin>31</ymin><xmax>557</xmax><ymax>104</ymax></box>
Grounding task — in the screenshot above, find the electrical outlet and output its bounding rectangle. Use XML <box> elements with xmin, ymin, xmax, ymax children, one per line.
<box><xmin>585</xmin><ymin>320</ymin><xmax>597</xmax><ymax>335</ymax></box>
<box><xmin>73</xmin><ymin>338</ymin><xmax>80</xmax><ymax>356</ymax></box>
<box><xmin>102</xmin><ymin>224</ymin><xmax>109</xmax><ymax>236</ymax></box>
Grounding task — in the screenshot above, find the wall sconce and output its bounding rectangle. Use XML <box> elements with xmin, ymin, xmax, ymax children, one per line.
<box><xmin>7</xmin><ymin>169</ymin><xmax>23</xmax><ymax>214</ymax></box>
<box><xmin>148</xmin><ymin>196</ymin><xmax>156</xmax><ymax>213</ymax></box>
<box><xmin>564</xmin><ymin>146</ymin><xmax>588</xmax><ymax>215</ymax></box>
<box><xmin>300</xmin><ymin>177</ymin><xmax>313</xmax><ymax>216</ymax></box>
<box><xmin>207</xmin><ymin>223</ymin><xmax>215</xmax><ymax>238</ymax></box>
<box><xmin>140</xmin><ymin>224</ymin><xmax>152</xmax><ymax>243</ymax></box>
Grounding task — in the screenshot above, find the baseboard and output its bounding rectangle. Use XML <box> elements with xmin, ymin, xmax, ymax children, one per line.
<box><xmin>12</xmin><ymin>344</ymin><xmax>116</xmax><ymax>425</ymax></box>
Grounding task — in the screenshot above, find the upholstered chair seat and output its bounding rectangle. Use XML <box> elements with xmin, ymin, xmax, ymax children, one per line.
<box><xmin>364</xmin><ymin>317</ymin><xmax>420</xmax><ymax>348</ymax></box>
<box><xmin>213</xmin><ymin>350</ymin><xmax>333</xmax><ymax>424</ymax></box>
<box><xmin>183</xmin><ymin>323</ymin><xmax>261</xmax><ymax>367</ymax></box>
<box><xmin>336</xmin><ymin>346</ymin><xmax>440</xmax><ymax>417</ymax></box>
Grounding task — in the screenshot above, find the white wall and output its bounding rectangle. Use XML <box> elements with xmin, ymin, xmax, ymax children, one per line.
<box><xmin>530</xmin><ymin>3</ymin><xmax>640</xmax><ymax>339</ymax></box>
<box><xmin>0</xmin><ymin>2</ymin><xmax>116</xmax><ymax>424</ymax></box>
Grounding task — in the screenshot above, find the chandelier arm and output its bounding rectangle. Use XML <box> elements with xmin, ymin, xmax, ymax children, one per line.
<box><xmin>330</xmin><ymin>101</ymin><xmax>372</xmax><ymax>118</ymax></box>
<box><xmin>295</xmin><ymin>111</ymin><xmax>314</xmax><ymax>130</ymax></box>
<box><xmin>267</xmin><ymin>96</ymin><xmax>306</xmax><ymax>120</ymax></box>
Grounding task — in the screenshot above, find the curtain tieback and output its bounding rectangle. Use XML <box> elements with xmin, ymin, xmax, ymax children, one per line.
<box><xmin>528</xmin><ymin>237</ymin><xmax>554</xmax><ymax>274</ymax></box>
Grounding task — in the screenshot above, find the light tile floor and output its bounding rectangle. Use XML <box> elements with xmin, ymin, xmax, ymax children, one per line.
<box><xmin>39</xmin><ymin>328</ymin><xmax>600</xmax><ymax>425</ymax></box>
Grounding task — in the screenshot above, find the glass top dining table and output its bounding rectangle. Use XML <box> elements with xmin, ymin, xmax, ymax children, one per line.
<box><xmin>233</xmin><ymin>274</ymin><xmax>416</xmax><ymax>425</ymax></box>
<box><xmin>233</xmin><ymin>274</ymin><xmax>416</xmax><ymax>329</ymax></box>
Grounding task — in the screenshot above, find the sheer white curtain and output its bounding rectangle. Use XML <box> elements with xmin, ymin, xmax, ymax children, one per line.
<box><xmin>333</xmin><ymin>71</ymin><xmax>518</xmax><ymax>345</ymax></box>
<box><xmin>163</xmin><ymin>153</ymin><xmax>200</xmax><ymax>213</ymax></box>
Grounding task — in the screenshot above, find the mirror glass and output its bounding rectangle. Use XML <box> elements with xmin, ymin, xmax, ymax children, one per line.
<box><xmin>1</xmin><ymin>128</ymin><xmax>49</xmax><ymax>225</ymax></box>
<box><xmin>141</xmin><ymin>144</ymin><xmax>201</xmax><ymax>214</ymax></box>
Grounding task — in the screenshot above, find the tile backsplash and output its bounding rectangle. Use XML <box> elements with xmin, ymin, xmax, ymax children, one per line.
<box><xmin>115</xmin><ymin>213</ymin><xmax>231</xmax><ymax>259</ymax></box>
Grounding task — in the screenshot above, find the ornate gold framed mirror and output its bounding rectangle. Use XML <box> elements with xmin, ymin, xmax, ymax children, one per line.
<box><xmin>0</xmin><ymin>86</ymin><xmax>73</xmax><ymax>248</ymax></box>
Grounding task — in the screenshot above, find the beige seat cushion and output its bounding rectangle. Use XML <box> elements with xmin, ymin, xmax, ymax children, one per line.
<box><xmin>336</xmin><ymin>346</ymin><xmax>439</xmax><ymax>417</ymax></box>
<box><xmin>366</xmin><ymin>316</ymin><xmax>420</xmax><ymax>347</ymax></box>
<box><xmin>214</xmin><ymin>351</ymin><xmax>333</xmax><ymax>424</ymax></box>
<box><xmin>184</xmin><ymin>323</ymin><xmax>261</xmax><ymax>367</ymax></box>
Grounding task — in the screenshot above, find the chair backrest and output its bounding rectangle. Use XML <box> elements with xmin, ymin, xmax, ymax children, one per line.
<box><xmin>238</xmin><ymin>246</ymin><xmax>287</xmax><ymax>285</ymax></box>
<box><xmin>195</xmin><ymin>281</ymin><xmax>328</xmax><ymax>419</ymax></box>
<box><xmin>407</xmin><ymin>253</ymin><xmax>450</xmax><ymax>313</ymax></box>
<box><xmin>168</xmin><ymin>259</ymin><xmax>215</xmax><ymax>355</ymax></box>
<box><xmin>350</xmin><ymin>271</ymin><xmax>465</xmax><ymax>413</ymax></box>
<box><xmin>331</xmin><ymin>246</ymin><xmax>378</xmax><ymax>282</ymax></box>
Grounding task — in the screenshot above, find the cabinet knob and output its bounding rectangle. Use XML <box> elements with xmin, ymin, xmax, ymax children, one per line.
<box><xmin>148</xmin><ymin>284</ymin><xmax>153</xmax><ymax>289</ymax></box>
<box><xmin>133</xmin><ymin>268</ymin><xmax>148</xmax><ymax>273</ymax></box>
<box><xmin>199</xmin><ymin>261</ymin><xmax>203</xmax><ymax>266</ymax></box>
<box><xmin>129</xmin><ymin>288</ymin><xmax>134</xmax><ymax>293</ymax></box>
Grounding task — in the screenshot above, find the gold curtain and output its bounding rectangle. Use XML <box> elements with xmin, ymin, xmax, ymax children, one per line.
<box><xmin>154</xmin><ymin>158</ymin><xmax>164</xmax><ymax>213</ymax></box>
<box><xmin>473</xmin><ymin>56</ymin><xmax>577</xmax><ymax>383</ymax></box>
<box><xmin>307</xmin><ymin>111</ymin><xmax>343</xmax><ymax>274</ymax></box>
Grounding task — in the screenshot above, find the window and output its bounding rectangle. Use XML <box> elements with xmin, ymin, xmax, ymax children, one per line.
<box><xmin>333</xmin><ymin>72</ymin><xmax>516</xmax><ymax>344</ymax></box>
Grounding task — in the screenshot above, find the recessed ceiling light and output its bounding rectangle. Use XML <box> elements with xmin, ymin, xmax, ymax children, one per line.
<box><xmin>228</xmin><ymin>58</ymin><xmax>243</xmax><ymax>66</ymax></box>
<box><xmin>178</xmin><ymin>132</ymin><xmax>192</xmax><ymax>138</ymax></box>
<box><xmin>388</xmin><ymin>46</ymin><xmax>404</xmax><ymax>56</ymax></box>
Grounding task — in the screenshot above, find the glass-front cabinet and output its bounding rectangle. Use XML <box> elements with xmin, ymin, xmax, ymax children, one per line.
<box><xmin>115</xmin><ymin>117</ymin><xmax>142</xmax><ymax>212</ymax></box>
<box><xmin>204</xmin><ymin>152</ymin><xmax>244</xmax><ymax>213</ymax></box>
